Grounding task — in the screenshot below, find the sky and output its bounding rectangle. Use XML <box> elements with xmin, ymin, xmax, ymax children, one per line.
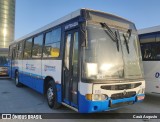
<box><xmin>15</xmin><ymin>0</ymin><xmax>160</xmax><ymax>39</ymax></box>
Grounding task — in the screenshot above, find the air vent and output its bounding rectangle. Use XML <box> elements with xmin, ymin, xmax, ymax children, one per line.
<box><xmin>101</xmin><ymin>83</ymin><xmax>142</xmax><ymax>90</ymax></box>
<box><xmin>111</xmin><ymin>91</ymin><xmax>136</xmax><ymax>100</ymax></box>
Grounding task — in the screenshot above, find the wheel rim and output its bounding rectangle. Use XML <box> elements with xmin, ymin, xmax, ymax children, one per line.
<box><xmin>47</xmin><ymin>87</ymin><xmax>54</xmax><ymax>105</ymax></box>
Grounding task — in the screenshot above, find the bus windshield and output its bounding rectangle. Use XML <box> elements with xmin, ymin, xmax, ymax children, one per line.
<box><xmin>83</xmin><ymin>23</ymin><xmax>143</xmax><ymax>81</ymax></box>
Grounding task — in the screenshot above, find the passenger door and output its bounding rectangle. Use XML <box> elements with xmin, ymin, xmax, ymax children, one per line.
<box><xmin>63</xmin><ymin>29</ymin><xmax>79</xmax><ymax>108</ymax></box>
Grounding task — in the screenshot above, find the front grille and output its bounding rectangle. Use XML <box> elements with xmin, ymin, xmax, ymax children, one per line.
<box><xmin>101</xmin><ymin>83</ymin><xmax>142</xmax><ymax>90</ymax></box>
<box><xmin>111</xmin><ymin>91</ymin><xmax>136</xmax><ymax>100</ymax></box>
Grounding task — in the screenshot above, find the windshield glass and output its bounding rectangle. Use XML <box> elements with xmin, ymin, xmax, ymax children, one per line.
<box><xmin>119</xmin><ymin>32</ymin><xmax>144</xmax><ymax>79</ymax></box>
<box><xmin>82</xmin><ymin>23</ymin><xmax>143</xmax><ymax>81</ymax></box>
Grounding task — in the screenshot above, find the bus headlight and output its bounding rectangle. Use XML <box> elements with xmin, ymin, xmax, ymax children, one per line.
<box><xmin>101</xmin><ymin>94</ymin><xmax>107</xmax><ymax>100</ymax></box>
<box><xmin>85</xmin><ymin>94</ymin><xmax>108</xmax><ymax>101</ymax></box>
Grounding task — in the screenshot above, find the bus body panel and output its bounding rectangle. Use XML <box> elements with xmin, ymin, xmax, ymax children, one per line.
<box><xmin>17</xmin><ymin>60</ymin><xmax>62</xmax><ymax>94</ymax></box>
<box><xmin>139</xmin><ymin>27</ymin><xmax>160</xmax><ymax>94</ymax></box>
<box><xmin>42</xmin><ymin>60</ymin><xmax>62</xmax><ymax>84</ymax></box>
<box><xmin>143</xmin><ymin>61</ymin><xmax>160</xmax><ymax>94</ymax></box>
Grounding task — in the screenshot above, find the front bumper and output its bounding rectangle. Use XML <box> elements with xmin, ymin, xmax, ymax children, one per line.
<box><xmin>78</xmin><ymin>93</ymin><xmax>145</xmax><ymax>113</ymax></box>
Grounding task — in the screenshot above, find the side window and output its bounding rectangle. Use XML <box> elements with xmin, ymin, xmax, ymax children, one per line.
<box><xmin>43</xmin><ymin>28</ymin><xmax>61</xmax><ymax>58</ymax></box>
<box><xmin>9</xmin><ymin>45</ymin><xmax>13</xmax><ymax>58</ymax></box>
<box><xmin>16</xmin><ymin>43</ymin><xmax>20</xmax><ymax>59</ymax></box>
<box><xmin>12</xmin><ymin>48</ymin><xmax>16</xmax><ymax>60</ymax></box>
<box><xmin>32</xmin><ymin>34</ymin><xmax>43</xmax><ymax>58</ymax></box>
<box><xmin>14</xmin><ymin>44</ymin><xmax>18</xmax><ymax>59</ymax></box>
<box><xmin>16</xmin><ymin>42</ymin><xmax>23</xmax><ymax>59</ymax></box>
<box><xmin>141</xmin><ymin>43</ymin><xmax>160</xmax><ymax>61</ymax></box>
<box><xmin>18</xmin><ymin>42</ymin><xmax>23</xmax><ymax>59</ymax></box>
<box><xmin>24</xmin><ymin>38</ymin><xmax>33</xmax><ymax>59</ymax></box>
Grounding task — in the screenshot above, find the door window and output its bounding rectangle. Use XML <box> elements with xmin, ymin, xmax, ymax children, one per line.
<box><xmin>72</xmin><ymin>32</ymin><xmax>79</xmax><ymax>76</ymax></box>
<box><xmin>65</xmin><ymin>34</ymin><xmax>71</xmax><ymax>69</ymax></box>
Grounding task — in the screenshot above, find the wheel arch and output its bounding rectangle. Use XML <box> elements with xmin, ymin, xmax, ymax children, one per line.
<box><xmin>43</xmin><ymin>76</ymin><xmax>56</xmax><ymax>94</ymax></box>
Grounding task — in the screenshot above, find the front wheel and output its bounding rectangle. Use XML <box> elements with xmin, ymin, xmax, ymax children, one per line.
<box><xmin>46</xmin><ymin>80</ymin><xmax>61</xmax><ymax>109</ymax></box>
<box><xmin>15</xmin><ymin>71</ymin><xmax>22</xmax><ymax>87</ymax></box>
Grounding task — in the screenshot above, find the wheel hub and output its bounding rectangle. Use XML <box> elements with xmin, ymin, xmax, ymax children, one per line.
<box><xmin>47</xmin><ymin>87</ymin><xmax>54</xmax><ymax>104</ymax></box>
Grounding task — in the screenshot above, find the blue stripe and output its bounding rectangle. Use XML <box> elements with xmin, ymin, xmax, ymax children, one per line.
<box><xmin>19</xmin><ymin>71</ymin><xmax>43</xmax><ymax>79</ymax></box>
<box><xmin>19</xmin><ymin>72</ymin><xmax>44</xmax><ymax>94</ymax></box>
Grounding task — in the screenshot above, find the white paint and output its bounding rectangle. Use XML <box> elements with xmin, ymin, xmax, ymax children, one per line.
<box><xmin>42</xmin><ymin>60</ymin><xmax>62</xmax><ymax>83</ymax></box>
<box><xmin>79</xmin><ymin>82</ymin><xmax>93</xmax><ymax>95</ymax></box>
<box><xmin>143</xmin><ymin>61</ymin><xmax>160</xmax><ymax>94</ymax></box>
<box><xmin>93</xmin><ymin>81</ymin><xmax>145</xmax><ymax>97</ymax></box>
<box><xmin>18</xmin><ymin>60</ymin><xmax>62</xmax><ymax>83</ymax></box>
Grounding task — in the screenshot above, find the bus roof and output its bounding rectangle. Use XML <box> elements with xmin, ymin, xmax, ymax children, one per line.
<box><xmin>13</xmin><ymin>8</ymin><xmax>133</xmax><ymax>45</ymax></box>
<box><xmin>138</xmin><ymin>25</ymin><xmax>160</xmax><ymax>35</ymax></box>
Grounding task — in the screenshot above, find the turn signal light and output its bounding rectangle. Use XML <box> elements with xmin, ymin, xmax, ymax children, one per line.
<box><xmin>85</xmin><ymin>94</ymin><xmax>108</xmax><ymax>101</ymax></box>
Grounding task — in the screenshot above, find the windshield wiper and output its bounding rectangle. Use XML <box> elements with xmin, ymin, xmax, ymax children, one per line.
<box><xmin>100</xmin><ymin>22</ymin><xmax>119</xmax><ymax>52</ymax></box>
<box><xmin>123</xmin><ymin>34</ymin><xmax>129</xmax><ymax>54</ymax></box>
<box><xmin>123</xmin><ymin>29</ymin><xmax>132</xmax><ymax>54</ymax></box>
<box><xmin>115</xmin><ymin>31</ymin><xmax>119</xmax><ymax>52</ymax></box>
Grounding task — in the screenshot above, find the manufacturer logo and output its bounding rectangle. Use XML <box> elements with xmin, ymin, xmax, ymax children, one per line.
<box><xmin>123</xmin><ymin>89</ymin><xmax>127</xmax><ymax>95</ymax></box>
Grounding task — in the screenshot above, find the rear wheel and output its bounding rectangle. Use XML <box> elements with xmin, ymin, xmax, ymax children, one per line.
<box><xmin>46</xmin><ymin>80</ymin><xmax>61</xmax><ymax>109</ymax></box>
<box><xmin>15</xmin><ymin>71</ymin><xmax>22</xmax><ymax>87</ymax></box>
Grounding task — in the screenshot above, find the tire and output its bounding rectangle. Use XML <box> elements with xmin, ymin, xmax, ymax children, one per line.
<box><xmin>46</xmin><ymin>80</ymin><xmax>61</xmax><ymax>109</ymax></box>
<box><xmin>15</xmin><ymin>71</ymin><xmax>22</xmax><ymax>87</ymax></box>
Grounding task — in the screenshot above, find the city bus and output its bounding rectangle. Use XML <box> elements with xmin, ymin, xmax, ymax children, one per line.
<box><xmin>0</xmin><ymin>48</ymin><xmax>9</xmax><ymax>76</ymax></box>
<box><xmin>8</xmin><ymin>9</ymin><xmax>145</xmax><ymax>113</ymax></box>
<box><xmin>139</xmin><ymin>26</ymin><xmax>160</xmax><ymax>94</ymax></box>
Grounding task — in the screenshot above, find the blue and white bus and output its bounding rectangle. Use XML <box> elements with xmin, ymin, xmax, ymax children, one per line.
<box><xmin>8</xmin><ymin>9</ymin><xmax>145</xmax><ymax>113</ymax></box>
<box><xmin>139</xmin><ymin>26</ymin><xmax>160</xmax><ymax>94</ymax></box>
<box><xmin>0</xmin><ymin>48</ymin><xmax>9</xmax><ymax>76</ymax></box>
